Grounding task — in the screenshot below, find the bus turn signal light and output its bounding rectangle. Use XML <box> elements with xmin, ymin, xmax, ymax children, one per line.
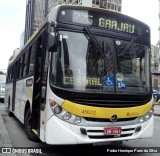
<box><xmin>51</xmin><ymin>101</ymin><xmax>56</xmax><ymax>106</ymax></box>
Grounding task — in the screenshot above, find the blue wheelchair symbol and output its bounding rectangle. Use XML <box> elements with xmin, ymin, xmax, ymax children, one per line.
<box><xmin>104</xmin><ymin>76</ymin><xmax>114</xmax><ymax>86</ymax></box>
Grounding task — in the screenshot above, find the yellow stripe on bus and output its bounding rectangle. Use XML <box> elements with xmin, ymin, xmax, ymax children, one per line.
<box><xmin>61</xmin><ymin>100</ymin><xmax>153</xmax><ymax>119</ymax></box>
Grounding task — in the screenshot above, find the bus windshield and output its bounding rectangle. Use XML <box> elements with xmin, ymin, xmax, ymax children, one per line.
<box><xmin>50</xmin><ymin>31</ymin><xmax>151</xmax><ymax>94</ymax></box>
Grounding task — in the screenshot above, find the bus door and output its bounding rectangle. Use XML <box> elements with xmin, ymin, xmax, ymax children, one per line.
<box><xmin>31</xmin><ymin>27</ymin><xmax>48</xmax><ymax>139</ymax></box>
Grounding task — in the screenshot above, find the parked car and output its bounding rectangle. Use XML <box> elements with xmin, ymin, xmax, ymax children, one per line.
<box><xmin>153</xmin><ymin>90</ymin><xmax>160</xmax><ymax>102</ymax></box>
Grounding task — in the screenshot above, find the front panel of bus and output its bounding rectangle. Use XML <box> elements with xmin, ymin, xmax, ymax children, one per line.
<box><xmin>45</xmin><ymin>6</ymin><xmax>153</xmax><ymax>144</ymax></box>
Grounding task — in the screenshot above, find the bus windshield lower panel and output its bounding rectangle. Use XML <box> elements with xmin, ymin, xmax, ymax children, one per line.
<box><xmin>50</xmin><ymin>31</ymin><xmax>151</xmax><ymax>94</ymax></box>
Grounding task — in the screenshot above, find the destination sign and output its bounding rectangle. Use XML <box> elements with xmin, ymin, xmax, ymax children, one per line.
<box><xmin>58</xmin><ymin>7</ymin><xmax>150</xmax><ymax>37</ymax></box>
<box><xmin>98</xmin><ymin>18</ymin><xmax>135</xmax><ymax>33</ymax></box>
<box><xmin>63</xmin><ymin>76</ymin><xmax>101</xmax><ymax>86</ymax></box>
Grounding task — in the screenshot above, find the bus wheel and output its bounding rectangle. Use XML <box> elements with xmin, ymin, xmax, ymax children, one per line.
<box><xmin>8</xmin><ymin>100</ymin><xmax>14</xmax><ymax>117</ymax></box>
<box><xmin>24</xmin><ymin>109</ymin><xmax>39</xmax><ymax>142</ymax></box>
<box><xmin>8</xmin><ymin>111</ymin><xmax>14</xmax><ymax>117</ymax></box>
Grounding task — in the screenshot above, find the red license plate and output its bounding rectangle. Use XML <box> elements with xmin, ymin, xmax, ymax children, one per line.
<box><xmin>104</xmin><ymin>127</ymin><xmax>122</xmax><ymax>135</ymax></box>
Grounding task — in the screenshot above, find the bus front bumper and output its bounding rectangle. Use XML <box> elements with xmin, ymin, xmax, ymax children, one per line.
<box><xmin>45</xmin><ymin>115</ymin><xmax>153</xmax><ymax>145</ymax></box>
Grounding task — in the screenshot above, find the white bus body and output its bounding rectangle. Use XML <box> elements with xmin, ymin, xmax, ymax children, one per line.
<box><xmin>5</xmin><ymin>5</ymin><xmax>153</xmax><ymax>145</ymax></box>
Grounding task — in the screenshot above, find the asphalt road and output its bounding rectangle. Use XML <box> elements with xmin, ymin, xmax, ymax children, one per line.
<box><xmin>0</xmin><ymin>103</ymin><xmax>160</xmax><ymax>156</ymax></box>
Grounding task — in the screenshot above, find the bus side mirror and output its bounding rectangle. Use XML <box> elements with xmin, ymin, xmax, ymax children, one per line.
<box><xmin>48</xmin><ymin>33</ymin><xmax>57</xmax><ymax>52</ymax></box>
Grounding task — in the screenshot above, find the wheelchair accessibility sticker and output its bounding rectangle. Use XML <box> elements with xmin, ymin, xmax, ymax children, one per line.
<box><xmin>104</xmin><ymin>76</ymin><xmax>114</xmax><ymax>86</ymax></box>
<box><xmin>116</xmin><ymin>73</ymin><xmax>126</xmax><ymax>89</ymax></box>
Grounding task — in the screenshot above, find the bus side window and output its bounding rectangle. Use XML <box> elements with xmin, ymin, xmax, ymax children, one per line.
<box><xmin>27</xmin><ymin>43</ymin><xmax>36</xmax><ymax>76</ymax></box>
<box><xmin>42</xmin><ymin>54</ymin><xmax>49</xmax><ymax>85</ymax></box>
<box><xmin>10</xmin><ymin>68</ymin><xmax>13</xmax><ymax>82</ymax></box>
<box><xmin>29</xmin><ymin>63</ymin><xmax>34</xmax><ymax>75</ymax></box>
<box><xmin>26</xmin><ymin>48</ymin><xmax>31</xmax><ymax>76</ymax></box>
<box><xmin>22</xmin><ymin>52</ymin><xmax>28</xmax><ymax>77</ymax></box>
<box><xmin>7</xmin><ymin>68</ymin><xmax>11</xmax><ymax>83</ymax></box>
<box><xmin>6</xmin><ymin>71</ymin><xmax>8</xmax><ymax>83</ymax></box>
<box><xmin>7</xmin><ymin>69</ymin><xmax>9</xmax><ymax>83</ymax></box>
<box><xmin>20</xmin><ymin>55</ymin><xmax>24</xmax><ymax>78</ymax></box>
<box><xmin>16</xmin><ymin>57</ymin><xmax>23</xmax><ymax>79</ymax></box>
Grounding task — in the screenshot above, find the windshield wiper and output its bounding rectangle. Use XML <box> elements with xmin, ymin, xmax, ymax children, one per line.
<box><xmin>119</xmin><ymin>37</ymin><xmax>136</xmax><ymax>56</ymax></box>
<box><xmin>84</xmin><ymin>27</ymin><xmax>107</xmax><ymax>59</ymax></box>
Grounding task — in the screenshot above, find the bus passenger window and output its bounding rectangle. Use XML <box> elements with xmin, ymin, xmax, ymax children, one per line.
<box><xmin>28</xmin><ymin>43</ymin><xmax>36</xmax><ymax>76</ymax></box>
<box><xmin>17</xmin><ymin>60</ymin><xmax>21</xmax><ymax>79</ymax></box>
<box><xmin>29</xmin><ymin>63</ymin><xmax>34</xmax><ymax>75</ymax></box>
<box><xmin>22</xmin><ymin>52</ymin><xmax>28</xmax><ymax>77</ymax></box>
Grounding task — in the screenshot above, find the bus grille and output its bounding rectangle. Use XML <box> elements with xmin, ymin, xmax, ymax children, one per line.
<box><xmin>88</xmin><ymin>134</ymin><xmax>132</xmax><ymax>139</ymax></box>
<box><xmin>84</xmin><ymin>117</ymin><xmax>137</xmax><ymax>122</ymax></box>
<box><xmin>85</xmin><ymin>127</ymin><xmax>138</xmax><ymax>139</ymax></box>
<box><xmin>71</xmin><ymin>99</ymin><xmax>146</xmax><ymax>107</ymax></box>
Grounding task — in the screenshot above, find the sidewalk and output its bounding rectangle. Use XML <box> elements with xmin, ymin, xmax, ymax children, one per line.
<box><xmin>0</xmin><ymin>104</ymin><xmax>16</xmax><ymax>156</ymax></box>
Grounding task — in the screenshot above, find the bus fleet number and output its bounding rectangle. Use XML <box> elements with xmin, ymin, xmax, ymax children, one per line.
<box><xmin>82</xmin><ymin>109</ymin><xmax>96</xmax><ymax>115</ymax></box>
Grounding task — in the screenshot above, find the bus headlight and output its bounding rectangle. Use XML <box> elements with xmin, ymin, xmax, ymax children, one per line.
<box><xmin>74</xmin><ymin>116</ymin><xmax>82</xmax><ymax>125</ymax></box>
<box><xmin>49</xmin><ymin>100</ymin><xmax>84</xmax><ymax>125</ymax></box>
<box><xmin>139</xmin><ymin>116</ymin><xmax>144</xmax><ymax>123</ymax></box>
<box><xmin>63</xmin><ymin>112</ymin><xmax>71</xmax><ymax>120</ymax></box>
<box><xmin>139</xmin><ymin>108</ymin><xmax>153</xmax><ymax>123</ymax></box>
<box><xmin>149</xmin><ymin>108</ymin><xmax>154</xmax><ymax>114</ymax></box>
<box><xmin>145</xmin><ymin>113</ymin><xmax>150</xmax><ymax>120</ymax></box>
<box><xmin>54</xmin><ymin>106</ymin><xmax>62</xmax><ymax>114</ymax></box>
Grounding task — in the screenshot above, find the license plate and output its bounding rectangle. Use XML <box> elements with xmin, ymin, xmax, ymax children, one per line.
<box><xmin>104</xmin><ymin>127</ymin><xmax>122</xmax><ymax>135</ymax></box>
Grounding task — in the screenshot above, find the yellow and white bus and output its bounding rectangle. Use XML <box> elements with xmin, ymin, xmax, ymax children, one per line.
<box><xmin>5</xmin><ymin>5</ymin><xmax>154</xmax><ymax>144</ymax></box>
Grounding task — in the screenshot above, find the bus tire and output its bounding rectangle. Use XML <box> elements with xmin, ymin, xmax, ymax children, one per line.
<box><xmin>8</xmin><ymin>100</ymin><xmax>14</xmax><ymax>117</ymax></box>
<box><xmin>8</xmin><ymin>111</ymin><xmax>14</xmax><ymax>117</ymax></box>
<box><xmin>24</xmin><ymin>109</ymin><xmax>39</xmax><ymax>142</ymax></box>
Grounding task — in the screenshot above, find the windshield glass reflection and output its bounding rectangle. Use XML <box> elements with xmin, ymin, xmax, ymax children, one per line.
<box><xmin>50</xmin><ymin>31</ymin><xmax>151</xmax><ymax>93</ymax></box>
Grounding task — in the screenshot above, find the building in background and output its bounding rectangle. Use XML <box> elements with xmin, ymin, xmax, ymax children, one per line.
<box><xmin>24</xmin><ymin>0</ymin><xmax>47</xmax><ymax>43</ymax></box>
<box><xmin>20</xmin><ymin>31</ymin><xmax>25</xmax><ymax>48</ymax></box>
<box><xmin>8</xmin><ymin>48</ymin><xmax>20</xmax><ymax>63</ymax></box>
<box><xmin>24</xmin><ymin>0</ymin><xmax>33</xmax><ymax>43</ymax></box>
<box><xmin>47</xmin><ymin>0</ymin><xmax>122</xmax><ymax>13</ymax></box>
<box><xmin>151</xmin><ymin>45</ymin><xmax>160</xmax><ymax>90</ymax></box>
<box><xmin>24</xmin><ymin>0</ymin><xmax>122</xmax><ymax>44</ymax></box>
<box><xmin>92</xmin><ymin>0</ymin><xmax>122</xmax><ymax>12</ymax></box>
<box><xmin>151</xmin><ymin>0</ymin><xmax>160</xmax><ymax>90</ymax></box>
